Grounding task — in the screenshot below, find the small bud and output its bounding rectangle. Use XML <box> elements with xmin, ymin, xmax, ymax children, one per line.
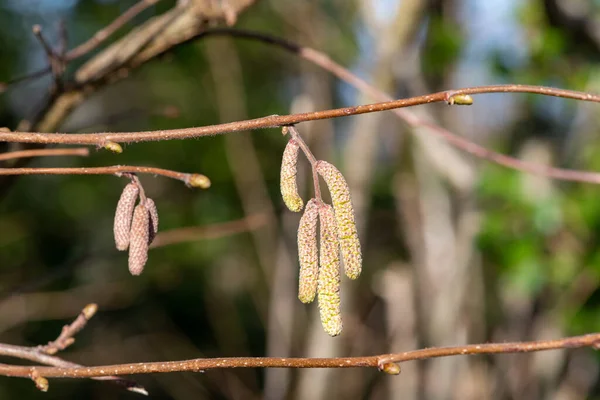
<box><xmin>280</xmin><ymin>139</ymin><xmax>304</xmax><ymax>212</ymax></box>
<box><xmin>82</xmin><ymin>303</ymin><xmax>98</xmax><ymax>320</ymax></box>
<box><xmin>103</xmin><ymin>140</ymin><xmax>123</xmax><ymax>153</ymax></box>
<box><xmin>317</xmin><ymin>203</ymin><xmax>343</xmax><ymax>336</ymax></box>
<box><xmin>114</xmin><ymin>183</ymin><xmax>140</xmax><ymax>251</ymax></box>
<box><xmin>128</xmin><ymin>204</ymin><xmax>150</xmax><ymax>276</ymax></box>
<box><xmin>145</xmin><ymin>198</ymin><xmax>159</xmax><ymax>244</ymax></box>
<box><xmin>282</xmin><ymin>126</ymin><xmax>289</xmax><ymax>136</ymax></box>
<box><xmin>380</xmin><ymin>362</ymin><xmax>401</xmax><ymax>375</ymax></box>
<box><xmin>187</xmin><ymin>174</ymin><xmax>211</xmax><ymax>189</ymax></box>
<box><xmin>316</xmin><ymin>161</ymin><xmax>362</xmax><ymax>280</ymax></box>
<box><xmin>33</xmin><ymin>376</ymin><xmax>49</xmax><ymax>392</ymax></box>
<box><xmin>297</xmin><ymin>199</ymin><xmax>319</xmax><ymax>303</ymax></box>
<box><xmin>447</xmin><ymin>93</ymin><xmax>473</xmax><ymax>106</ymax></box>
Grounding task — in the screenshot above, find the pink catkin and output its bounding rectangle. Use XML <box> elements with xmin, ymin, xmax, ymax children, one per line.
<box><xmin>316</xmin><ymin>161</ymin><xmax>362</xmax><ymax>280</ymax></box>
<box><xmin>280</xmin><ymin>139</ymin><xmax>304</xmax><ymax>212</ymax></box>
<box><xmin>317</xmin><ymin>203</ymin><xmax>343</xmax><ymax>336</ymax></box>
<box><xmin>113</xmin><ymin>183</ymin><xmax>139</xmax><ymax>251</ymax></box>
<box><xmin>128</xmin><ymin>204</ymin><xmax>150</xmax><ymax>276</ymax></box>
<box><xmin>297</xmin><ymin>199</ymin><xmax>319</xmax><ymax>303</ymax></box>
<box><xmin>145</xmin><ymin>198</ymin><xmax>159</xmax><ymax>244</ymax></box>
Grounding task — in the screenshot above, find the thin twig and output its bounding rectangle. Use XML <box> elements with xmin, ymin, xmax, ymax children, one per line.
<box><xmin>287</xmin><ymin>126</ymin><xmax>322</xmax><ymax>201</ymax></box>
<box><xmin>0</xmin><ymin>332</ymin><xmax>597</xmax><ymax>379</ymax></box>
<box><xmin>197</xmin><ymin>29</ymin><xmax>600</xmax><ymax>188</ymax></box>
<box><xmin>38</xmin><ymin>304</ymin><xmax>97</xmax><ymax>355</ymax></box>
<box><xmin>66</xmin><ymin>0</ymin><xmax>161</xmax><ymax>61</ymax></box>
<box><xmin>31</xmin><ymin>25</ymin><xmax>64</xmax><ymax>88</ymax></box>
<box><xmin>0</xmin><ymin>165</ymin><xmax>210</xmax><ymax>187</ymax></box>
<box><xmin>0</xmin><ymin>148</ymin><xmax>89</xmax><ymax>161</ymax></box>
<box><xmin>0</xmin><ymin>0</ymin><xmax>161</xmax><ymax>91</ymax></box>
<box><xmin>150</xmin><ymin>213</ymin><xmax>270</xmax><ymax>248</ymax></box>
<box><xmin>0</xmin><ymin>306</ymin><xmax>147</xmax><ymax>395</ymax></box>
<box><xmin>2</xmin><ymin>85</ymin><xmax>597</xmax><ymax>145</ymax></box>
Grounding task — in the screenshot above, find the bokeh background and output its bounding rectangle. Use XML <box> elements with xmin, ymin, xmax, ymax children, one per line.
<box><xmin>1</xmin><ymin>0</ymin><xmax>600</xmax><ymax>399</ymax></box>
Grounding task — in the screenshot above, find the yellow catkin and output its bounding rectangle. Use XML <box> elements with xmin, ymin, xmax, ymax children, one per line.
<box><xmin>128</xmin><ymin>204</ymin><xmax>150</xmax><ymax>276</ymax></box>
<box><xmin>297</xmin><ymin>199</ymin><xmax>319</xmax><ymax>303</ymax></box>
<box><xmin>113</xmin><ymin>183</ymin><xmax>139</xmax><ymax>251</ymax></box>
<box><xmin>280</xmin><ymin>139</ymin><xmax>304</xmax><ymax>212</ymax></box>
<box><xmin>316</xmin><ymin>160</ymin><xmax>362</xmax><ymax>280</ymax></box>
<box><xmin>145</xmin><ymin>198</ymin><xmax>159</xmax><ymax>244</ymax></box>
<box><xmin>317</xmin><ymin>203</ymin><xmax>343</xmax><ymax>336</ymax></box>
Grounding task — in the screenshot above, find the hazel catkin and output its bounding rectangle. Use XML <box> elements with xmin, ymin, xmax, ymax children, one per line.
<box><xmin>280</xmin><ymin>139</ymin><xmax>304</xmax><ymax>212</ymax></box>
<box><xmin>316</xmin><ymin>160</ymin><xmax>362</xmax><ymax>280</ymax></box>
<box><xmin>317</xmin><ymin>203</ymin><xmax>343</xmax><ymax>336</ymax></box>
<box><xmin>145</xmin><ymin>198</ymin><xmax>159</xmax><ymax>244</ymax></box>
<box><xmin>114</xmin><ymin>183</ymin><xmax>140</xmax><ymax>251</ymax></box>
<box><xmin>297</xmin><ymin>199</ymin><xmax>319</xmax><ymax>303</ymax></box>
<box><xmin>128</xmin><ymin>204</ymin><xmax>150</xmax><ymax>276</ymax></box>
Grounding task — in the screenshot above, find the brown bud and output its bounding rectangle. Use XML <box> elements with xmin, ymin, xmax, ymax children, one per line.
<box><xmin>317</xmin><ymin>203</ymin><xmax>343</xmax><ymax>336</ymax></box>
<box><xmin>145</xmin><ymin>198</ymin><xmax>159</xmax><ymax>244</ymax></box>
<box><xmin>114</xmin><ymin>183</ymin><xmax>140</xmax><ymax>251</ymax></box>
<box><xmin>380</xmin><ymin>362</ymin><xmax>401</xmax><ymax>375</ymax></box>
<box><xmin>316</xmin><ymin>161</ymin><xmax>362</xmax><ymax>280</ymax></box>
<box><xmin>297</xmin><ymin>199</ymin><xmax>319</xmax><ymax>303</ymax></box>
<box><xmin>280</xmin><ymin>139</ymin><xmax>304</xmax><ymax>212</ymax></box>
<box><xmin>128</xmin><ymin>204</ymin><xmax>150</xmax><ymax>276</ymax></box>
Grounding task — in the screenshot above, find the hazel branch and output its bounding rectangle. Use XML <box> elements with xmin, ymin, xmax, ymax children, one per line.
<box><xmin>66</xmin><ymin>0</ymin><xmax>161</xmax><ymax>61</ymax></box>
<box><xmin>0</xmin><ymin>332</ymin><xmax>596</xmax><ymax>379</ymax></box>
<box><xmin>0</xmin><ymin>165</ymin><xmax>210</xmax><ymax>188</ymax></box>
<box><xmin>0</xmin><ymin>0</ymin><xmax>162</xmax><ymax>91</ymax></box>
<box><xmin>1</xmin><ymin>84</ymin><xmax>598</xmax><ymax>147</ymax></box>
<box><xmin>38</xmin><ymin>304</ymin><xmax>98</xmax><ymax>355</ymax></box>
<box><xmin>194</xmin><ymin>29</ymin><xmax>600</xmax><ymax>187</ymax></box>
<box><xmin>0</xmin><ymin>305</ymin><xmax>147</xmax><ymax>395</ymax></box>
<box><xmin>0</xmin><ymin>147</ymin><xmax>89</xmax><ymax>161</ymax></box>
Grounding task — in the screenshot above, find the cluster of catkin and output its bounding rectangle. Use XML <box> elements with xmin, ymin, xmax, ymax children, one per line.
<box><xmin>113</xmin><ymin>181</ymin><xmax>159</xmax><ymax>275</ymax></box>
<box><xmin>281</xmin><ymin>136</ymin><xmax>362</xmax><ymax>337</ymax></box>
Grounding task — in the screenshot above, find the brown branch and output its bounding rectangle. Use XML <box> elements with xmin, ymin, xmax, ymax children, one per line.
<box><xmin>2</xmin><ymin>84</ymin><xmax>598</xmax><ymax>146</ymax></box>
<box><xmin>38</xmin><ymin>304</ymin><xmax>97</xmax><ymax>355</ymax></box>
<box><xmin>0</xmin><ymin>333</ymin><xmax>596</xmax><ymax>379</ymax></box>
<box><xmin>0</xmin><ymin>0</ymin><xmax>162</xmax><ymax>91</ymax></box>
<box><xmin>191</xmin><ymin>29</ymin><xmax>600</xmax><ymax>187</ymax></box>
<box><xmin>65</xmin><ymin>0</ymin><xmax>161</xmax><ymax>61</ymax></box>
<box><xmin>0</xmin><ymin>147</ymin><xmax>89</xmax><ymax>161</ymax></box>
<box><xmin>150</xmin><ymin>213</ymin><xmax>270</xmax><ymax>248</ymax></box>
<box><xmin>0</xmin><ymin>305</ymin><xmax>147</xmax><ymax>395</ymax></box>
<box><xmin>0</xmin><ymin>165</ymin><xmax>210</xmax><ymax>188</ymax></box>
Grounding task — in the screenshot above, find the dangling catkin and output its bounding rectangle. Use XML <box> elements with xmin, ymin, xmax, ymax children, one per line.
<box><xmin>297</xmin><ymin>199</ymin><xmax>319</xmax><ymax>303</ymax></box>
<box><xmin>145</xmin><ymin>198</ymin><xmax>159</xmax><ymax>244</ymax></box>
<box><xmin>316</xmin><ymin>161</ymin><xmax>362</xmax><ymax>280</ymax></box>
<box><xmin>317</xmin><ymin>203</ymin><xmax>342</xmax><ymax>336</ymax></box>
<box><xmin>280</xmin><ymin>139</ymin><xmax>304</xmax><ymax>212</ymax></box>
<box><xmin>128</xmin><ymin>204</ymin><xmax>150</xmax><ymax>276</ymax></box>
<box><xmin>114</xmin><ymin>183</ymin><xmax>139</xmax><ymax>251</ymax></box>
